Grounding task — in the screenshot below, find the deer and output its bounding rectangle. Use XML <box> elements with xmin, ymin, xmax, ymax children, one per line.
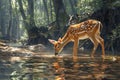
<box><xmin>49</xmin><ymin>15</ymin><xmax>105</xmax><ymax>60</ymax></box>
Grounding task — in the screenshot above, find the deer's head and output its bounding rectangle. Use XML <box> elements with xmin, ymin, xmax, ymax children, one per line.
<box><xmin>48</xmin><ymin>38</ymin><xmax>63</xmax><ymax>56</ymax></box>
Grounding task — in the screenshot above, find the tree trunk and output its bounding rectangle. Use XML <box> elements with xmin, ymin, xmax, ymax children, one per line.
<box><xmin>0</xmin><ymin>0</ymin><xmax>9</xmax><ymax>39</ymax></box>
<box><xmin>18</xmin><ymin>0</ymin><xmax>39</xmax><ymax>45</ymax></box>
<box><xmin>18</xmin><ymin>0</ymin><xmax>49</xmax><ymax>45</ymax></box>
<box><xmin>7</xmin><ymin>0</ymin><xmax>12</xmax><ymax>40</ymax></box>
<box><xmin>43</xmin><ymin>0</ymin><xmax>49</xmax><ymax>24</ymax></box>
<box><xmin>52</xmin><ymin>0</ymin><xmax>68</xmax><ymax>38</ymax></box>
<box><xmin>27</xmin><ymin>0</ymin><xmax>36</xmax><ymax>28</ymax></box>
<box><xmin>50</xmin><ymin>0</ymin><xmax>53</xmax><ymax>22</ymax></box>
<box><xmin>17</xmin><ymin>0</ymin><xmax>28</xmax><ymax>29</ymax></box>
<box><xmin>69</xmin><ymin>0</ymin><xmax>76</xmax><ymax>14</ymax></box>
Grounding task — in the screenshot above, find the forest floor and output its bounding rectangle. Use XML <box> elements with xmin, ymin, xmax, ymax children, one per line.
<box><xmin>0</xmin><ymin>41</ymin><xmax>120</xmax><ymax>80</ymax></box>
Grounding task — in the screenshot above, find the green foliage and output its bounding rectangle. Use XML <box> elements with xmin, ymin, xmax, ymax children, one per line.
<box><xmin>77</xmin><ymin>0</ymin><xmax>103</xmax><ymax>18</ymax></box>
<box><xmin>103</xmin><ymin>0</ymin><xmax>120</xmax><ymax>8</ymax></box>
<box><xmin>112</xmin><ymin>1</ymin><xmax>120</xmax><ymax>7</ymax></box>
<box><xmin>110</xmin><ymin>25</ymin><xmax>120</xmax><ymax>40</ymax></box>
<box><xmin>34</xmin><ymin>0</ymin><xmax>55</xmax><ymax>26</ymax></box>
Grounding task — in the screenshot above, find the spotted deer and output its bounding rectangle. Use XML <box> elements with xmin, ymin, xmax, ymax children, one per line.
<box><xmin>49</xmin><ymin>18</ymin><xmax>105</xmax><ymax>59</ymax></box>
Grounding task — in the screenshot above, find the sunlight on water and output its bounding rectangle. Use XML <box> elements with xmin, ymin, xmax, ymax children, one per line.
<box><xmin>0</xmin><ymin>54</ymin><xmax>120</xmax><ymax>80</ymax></box>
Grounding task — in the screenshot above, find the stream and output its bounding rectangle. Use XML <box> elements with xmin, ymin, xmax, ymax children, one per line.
<box><xmin>0</xmin><ymin>53</ymin><xmax>120</xmax><ymax>80</ymax></box>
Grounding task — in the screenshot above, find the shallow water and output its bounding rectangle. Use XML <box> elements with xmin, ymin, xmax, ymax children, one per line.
<box><xmin>0</xmin><ymin>54</ymin><xmax>120</xmax><ymax>80</ymax></box>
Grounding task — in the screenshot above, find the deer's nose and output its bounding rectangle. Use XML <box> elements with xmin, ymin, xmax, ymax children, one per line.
<box><xmin>55</xmin><ymin>53</ymin><xmax>58</xmax><ymax>56</ymax></box>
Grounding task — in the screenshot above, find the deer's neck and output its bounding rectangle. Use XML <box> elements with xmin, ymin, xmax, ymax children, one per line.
<box><xmin>61</xmin><ymin>33</ymin><xmax>70</xmax><ymax>47</ymax></box>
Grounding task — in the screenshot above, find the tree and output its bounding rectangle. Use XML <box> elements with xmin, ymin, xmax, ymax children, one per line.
<box><xmin>17</xmin><ymin>0</ymin><xmax>50</xmax><ymax>45</ymax></box>
<box><xmin>43</xmin><ymin>0</ymin><xmax>49</xmax><ymax>24</ymax></box>
<box><xmin>0</xmin><ymin>0</ymin><xmax>8</xmax><ymax>39</ymax></box>
<box><xmin>17</xmin><ymin>0</ymin><xmax>39</xmax><ymax>44</ymax></box>
<box><xmin>7</xmin><ymin>0</ymin><xmax>12</xmax><ymax>40</ymax></box>
<box><xmin>69</xmin><ymin>0</ymin><xmax>77</xmax><ymax>14</ymax></box>
<box><xmin>52</xmin><ymin>0</ymin><xmax>69</xmax><ymax>37</ymax></box>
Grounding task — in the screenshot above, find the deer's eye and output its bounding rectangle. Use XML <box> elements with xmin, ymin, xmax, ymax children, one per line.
<box><xmin>57</xmin><ymin>43</ymin><xmax>61</xmax><ymax>48</ymax></box>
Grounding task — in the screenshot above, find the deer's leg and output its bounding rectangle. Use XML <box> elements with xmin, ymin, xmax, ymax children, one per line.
<box><xmin>73</xmin><ymin>39</ymin><xmax>79</xmax><ymax>59</ymax></box>
<box><xmin>96</xmin><ymin>35</ymin><xmax>105</xmax><ymax>59</ymax></box>
<box><xmin>90</xmin><ymin>37</ymin><xmax>99</xmax><ymax>58</ymax></box>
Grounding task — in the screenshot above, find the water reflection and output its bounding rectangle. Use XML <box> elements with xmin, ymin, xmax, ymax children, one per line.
<box><xmin>0</xmin><ymin>55</ymin><xmax>120</xmax><ymax>80</ymax></box>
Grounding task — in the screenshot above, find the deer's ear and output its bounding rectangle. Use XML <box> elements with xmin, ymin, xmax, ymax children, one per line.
<box><xmin>48</xmin><ymin>39</ymin><xmax>57</xmax><ymax>44</ymax></box>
